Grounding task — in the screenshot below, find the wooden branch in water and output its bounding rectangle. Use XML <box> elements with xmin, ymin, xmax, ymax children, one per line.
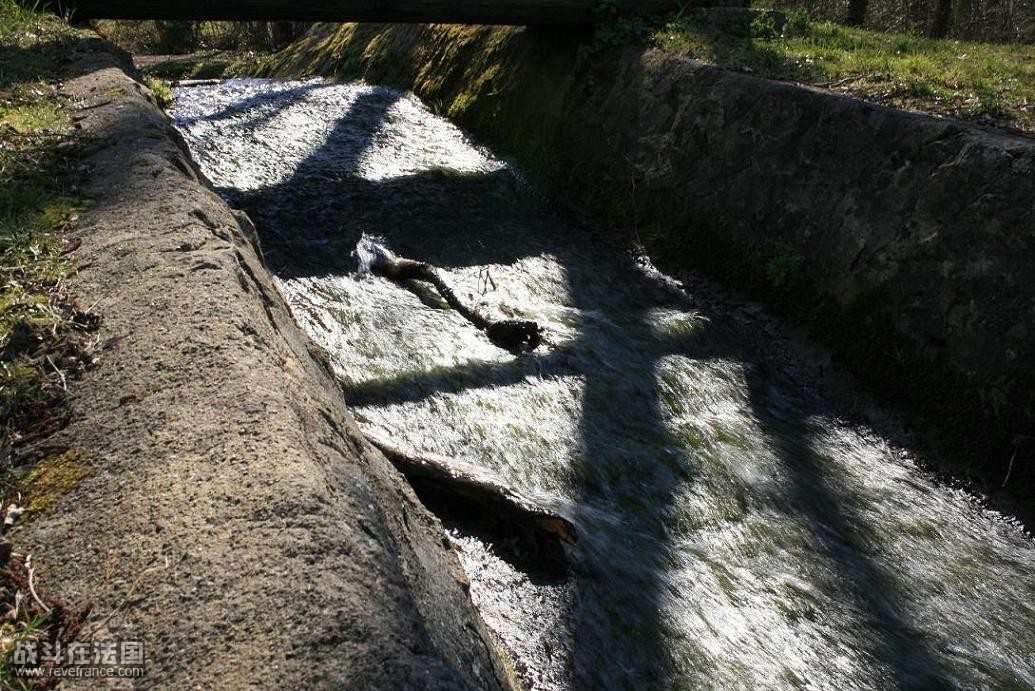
<box><xmin>372</xmin><ymin>255</ymin><xmax>489</xmax><ymax>328</ymax></box>
<box><xmin>365</xmin><ymin>433</ymin><xmax>577</xmax><ymax>546</ymax></box>
<box><xmin>370</xmin><ymin>253</ymin><xmax>543</xmax><ymax>354</ymax></box>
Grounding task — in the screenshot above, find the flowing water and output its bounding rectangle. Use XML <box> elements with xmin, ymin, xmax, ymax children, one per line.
<box><xmin>171</xmin><ymin>79</ymin><xmax>1035</xmax><ymax>690</ymax></box>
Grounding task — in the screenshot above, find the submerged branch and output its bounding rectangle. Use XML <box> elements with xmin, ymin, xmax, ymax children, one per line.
<box><xmin>364</xmin><ymin>432</ymin><xmax>577</xmax><ymax>547</ymax></box>
<box><xmin>369</xmin><ymin>253</ymin><xmax>543</xmax><ymax>354</ymax></box>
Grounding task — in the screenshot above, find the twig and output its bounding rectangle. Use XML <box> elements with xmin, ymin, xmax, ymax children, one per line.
<box><xmin>1001</xmin><ymin>444</ymin><xmax>1018</xmax><ymax>489</ymax></box>
<box><xmin>1</xmin><ymin>130</ymin><xmax>63</xmax><ymax>139</ymax></box>
<box><xmin>45</xmin><ymin>355</ymin><xmax>67</xmax><ymax>391</ymax></box>
<box><xmin>83</xmin><ymin>297</ymin><xmax>103</xmax><ymax>314</ymax></box>
<box><xmin>628</xmin><ymin>168</ymin><xmax>643</xmax><ymax>249</ymax></box>
<box><xmin>478</xmin><ymin>268</ymin><xmax>497</xmax><ymax>295</ymax></box>
<box><xmin>85</xmin><ymin>554</ymin><xmax>176</xmax><ymax>637</ymax></box>
<box><xmin>74</xmin><ymin>99</ymin><xmax>112</xmax><ymax>111</ymax></box>
<box><xmin>620</xmin><ymin>153</ymin><xmax>644</xmax><ymax>249</ymax></box>
<box><xmin>11</xmin><ymin>591</ymin><xmax>25</xmax><ymax>622</ymax></box>
<box><xmin>818</xmin><ymin>74</ymin><xmax>866</xmax><ymax>89</ymax></box>
<box><xmin>25</xmin><ymin>554</ymin><xmax>52</xmax><ymax>614</ymax></box>
<box><xmin>174</xmin><ymin>79</ymin><xmax>224</xmax><ymax>87</ymax></box>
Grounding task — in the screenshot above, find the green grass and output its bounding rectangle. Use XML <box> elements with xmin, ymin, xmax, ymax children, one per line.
<box><xmin>144</xmin><ymin>75</ymin><xmax>173</xmax><ymax>107</ymax></box>
<box><xmin>653</xmin><ymin>10</ymin><xmax>1035</xmax><ymax>133</ymax></box>
<box><xmin>0</xmin><ymin>611</ymin><xmax>50</xmax><ymax>689</ymax></box>
<box><xmin>0</xmin><ymin>2</ymin><xmax>98</xmax><ymax>679</ymax></box>
<box><xmin>0</xmin><ymin>0</ymin><xmax>97</xmax><ymax>450</ymax></box>
<box><xmin>91</xmin><ymin>19</ymin><xmax>291</xmax><ymax>83</ymax></box>
<box><xmin>93</xmin><ymin>19</ymin><xmax>306</xmax><ymax>54</ymax></box>
<box><xmin>138</xmin><ymin>49</ymin><xmax>274</xmax><ymax>81</ymax></box>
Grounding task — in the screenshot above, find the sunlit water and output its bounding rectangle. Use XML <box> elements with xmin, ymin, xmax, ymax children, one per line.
<box><xmin>172</xmin><ymin>79</ymin><xmax>1035</xmax><ymax>690</ymax></box>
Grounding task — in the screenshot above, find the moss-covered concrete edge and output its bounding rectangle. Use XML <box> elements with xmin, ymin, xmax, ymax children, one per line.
<box><xmin>267</xmin><ymin>23</ymin><xmax>1035</xmax><ymax>500</ymax></box>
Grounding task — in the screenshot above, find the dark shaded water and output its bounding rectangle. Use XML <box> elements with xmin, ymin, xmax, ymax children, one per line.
<box><xmin>172</xmin><ymin>78</ymin><xmax>1035</xmax><ymax>690</ymax></box>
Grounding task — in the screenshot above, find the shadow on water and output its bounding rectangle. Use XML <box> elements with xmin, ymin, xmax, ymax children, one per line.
<box><xmin>173</xmin><ymin>80</ymin><xmax>327</xmax><ymax>127</ymax></box>
<box><xmin>741</xmin><ymin>361</ymin><xmax>953</xmax><ymax>689</ymax></box>
<box><xmin>210</xmin><ymin>81</ymin><xmax>950</xmax><ymax>688</ymax></box>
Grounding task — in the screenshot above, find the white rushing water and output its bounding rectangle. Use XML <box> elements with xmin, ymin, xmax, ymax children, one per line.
<box><xmin>172</xmin><ymin>79</ymin><xmax>1035</xmax><ymax>691</ymax></box>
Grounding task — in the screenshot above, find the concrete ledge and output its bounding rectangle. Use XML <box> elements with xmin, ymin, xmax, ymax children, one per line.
<box><xmin>13</xmin><ymin>37</ymin><xmax>510</xmax><ymax>689</ymax></box>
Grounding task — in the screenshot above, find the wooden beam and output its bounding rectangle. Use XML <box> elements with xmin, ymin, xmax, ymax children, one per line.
<box><xmin>60</xmin><ymin>0</ymin><xmax>684</xmax><ymax>25</ymax></box>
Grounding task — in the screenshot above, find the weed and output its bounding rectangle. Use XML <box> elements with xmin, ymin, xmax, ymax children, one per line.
<box><xmin>138</xmin><ymin>49</ymin><xmax>274</xmax><ymax>81</ymax></box>
<box><xmin>783</xmin><ymin>7</ymin><xmax>812</xmax><ymax>37</ymax></box>
<box><xmin>577</xmin><ymin>0</ymin><xmax>653</xmax><ymax>64</ymax></box>
<box><xmin>0</xmin><ymin>2</ymin><xmax>98</xmax><ymax>453</ymax></box>
<box><xmin>144</xmin><ymin>75</ymin><xmax>173</xmax><ymax>108</ymax></box>
<box><xmin>750</xmin><ymin>12</ymin><xmax>780</xmax><ymax>40</ymax></box>
<box><xmin>765</xmin><ymin>246</ymin><xmax>804</xmax><ymax>288</ymax></box>
<box><xmin>93</xmin><ymin>19</ymin><xmax>308</xmax><ymax>54</ymax></box>
<box><xmin>0</xmin><ymin>554</ymin><xmax>93</xmax><ymax>687</ymax></box>
<box><xmin>0</xmin><ymin>1</ymin><xmax>97</xmax><ymax>680</ymax></box>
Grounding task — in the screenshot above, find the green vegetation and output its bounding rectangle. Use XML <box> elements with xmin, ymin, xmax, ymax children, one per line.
<box><xmin>1</xmin><ymin>0</ymin><xmax>98</xmax><ymax>677</ymax></box>
<box><xmin>654</xmin><ymin>9</ymin><xmax>1035</xmax><ymax>132</ymax></box>
<box><xmin>92</xmin><ymin>19</ymin><xmax>306</xmax><ymax>54</ymax></box>
<box><xmin>144</xmin><ymin>75</ymin><xmax>172</xmax><ymax>107</ymax></box>
<box><xmin>1</xmin><ymin>0</ymin><xmax>95</xmax><ymax>452</ymax></box>
<box><xmin>765</xmin><ymin>0</ymin><xmax>1033</xmax><ymax>44</ymax></box>
<box><xmin>137</xmin><ymin>49</ymin><xmax>274</xmax><ymax>81</ymax></box>
<box><xmin>765</xmin><ymin>245</ymin><xmax>804</xmax><ymax>289</ymax></box>
<box><xmin>0</xmin><ymin>543</ymin><xmax>91</xmax><ymax>688</ymax></box>
<box><xmin>93</xmin><ymin>19</ymin><xmax>305</xmax><ymax>81</ymax></box>
<box><xmin>576</xmin><ymin>0</ymin><xmax>651</xmax><ymax>63</ymax></box>
<box><xmin>17</xmin><ymin>448</ymin><xmax>86</xmax><ymax>515</ymax></box>
<box><xmin>0</xmin><ymin>610</ymin><xmax>50</xmax><ymax>689</ymax></box>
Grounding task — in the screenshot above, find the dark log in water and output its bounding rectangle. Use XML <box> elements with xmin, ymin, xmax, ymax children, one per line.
<box><xmin>366</xmin><ymin>432</ymin><xmax>577</xmax><ymax>571</ymax></box>
<box><xmin>367</xmin><ymin>433</ymin><xmax>576</xmax><ymax>544</ymax></box>
<box><xmin>371</xmin><ymin>254</ymin><xmax>543</xmax><ymax>354</ymax></box>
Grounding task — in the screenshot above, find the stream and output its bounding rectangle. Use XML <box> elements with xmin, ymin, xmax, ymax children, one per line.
<box><xmin>171</xmin><ymin>78</ymin><xmax>1035</xmax><ymax>690</ymax></box>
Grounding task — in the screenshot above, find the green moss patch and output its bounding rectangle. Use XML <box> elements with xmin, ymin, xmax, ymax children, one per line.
<box><xmin>15</xmin><ymin>448</ymin><xmax>87</xmax><ymax>516</ymax></box>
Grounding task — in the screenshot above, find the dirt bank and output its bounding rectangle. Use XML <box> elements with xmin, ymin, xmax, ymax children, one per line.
<box><xmin>11</xmin><ymin>37</ymin><xmax>512</xmax><ymax>688</ymax></box>
<box><xmin>269</xmin><ymin>23</ymin><xmax>1035</xmax><ymax>506</ymax></box>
